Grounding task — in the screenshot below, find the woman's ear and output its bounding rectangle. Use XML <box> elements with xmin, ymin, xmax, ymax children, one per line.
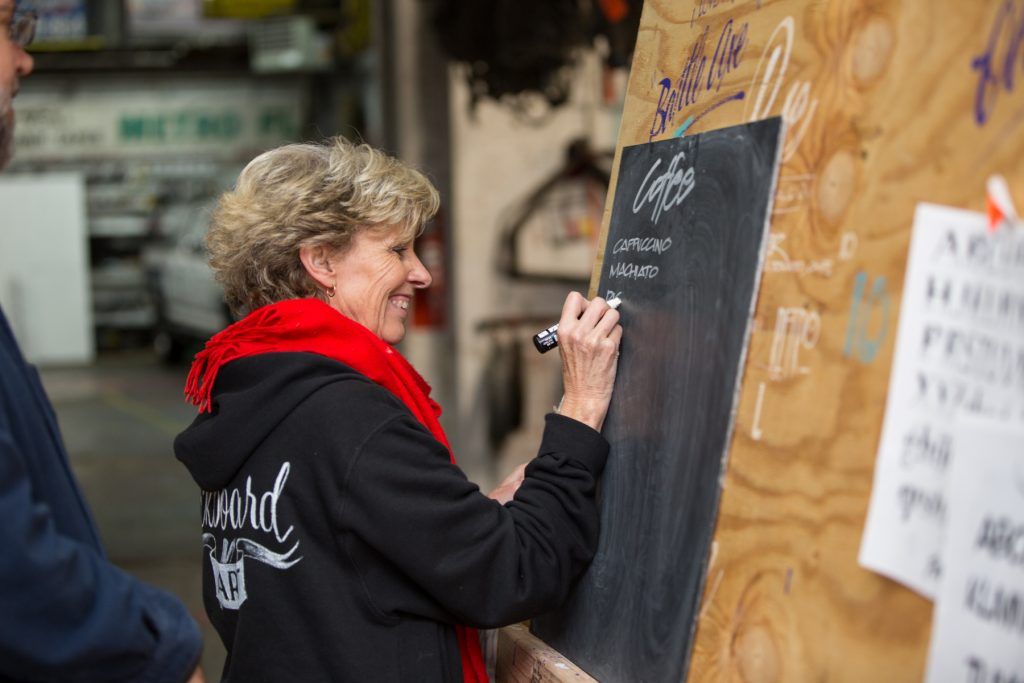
<box><xmin>298</xmin><ymin>244</ymin><xmax>336</xmax><ymax>290</ymax></box>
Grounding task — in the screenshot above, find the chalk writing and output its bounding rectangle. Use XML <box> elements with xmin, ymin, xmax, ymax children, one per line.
<box><xmin>612</xmin><ymin>236</ymin><xmax>673</xmax><ymax>255</ymax></box>
<box><xmin>765</xmin><ymin>257</ymin><xmax>834</xmax><ymax>277</ymax></box>
<box><xmin>765</xmin><ymin>232</ymin><xmax>834</xmax><ymax>277</ymax></box>
<box><xmin>843</xmin><ymin>271</ymin><xmax>890</xmax><ymax>363</ymax></box>
<box><xmin>971</xmin><ymin>0</ymin><xmax>1024</xmax><ymax>126</ymax></box>
<box><xmin>649</xmin><ymin>19</ymin><xmax>748</xmax><ymax>140</ymax></box>
<box><xmin>839</xmin><ymin>232</ymin><xmax>859</xmax><ymax>261</ymax></box>
<box><xmin>767</xmin><ymin>306</ymin><xmax>819</xmax><ymax>380</ymax></box>
<box><xmin>751</xmin><ymin>381</ymin><xmax>766</xmax><ymax>440</ymax></box>
<box><xmin>766</xmin><ymin>233</ymin><xmax>789</xmax><ymax>257</ymax></box>
<box><xmin>779</xmin><ymin>82</ymin><xmax>819</xmax><ymax>163</ymax></box>
<box><xmin>772</xmin><ymin>174</ymin><xmax>815</xmax><ymax>215</ymax></box>
<box><xmin>689</xmin><ymin>0</ymin><xmax>738</xmax><ymax>29</ymax></box>
<box><xmin>632</xmin><ymin>152</ymin><xmax>697</xmax><ymax>224</ymax></box>
<box><xmin>607</xmin><ymin>262</ymin><xmax>660</xmax><ymax>280</ymax></box>
<box><xmin>746</xmin><ymin>17</ymin><xmax>819</xmax><ymax>163</ymax></box>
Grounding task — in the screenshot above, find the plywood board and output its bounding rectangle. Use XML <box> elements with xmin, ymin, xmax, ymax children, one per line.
<box><xmin>598</xmin><ymin>1</ymin><xmax>1024</xmax><ymax>681</ymax></box>
<box><xmin>499</xmin><ymin>1</ymin><xmax>1024</xmax><ymax>681</ymax></box>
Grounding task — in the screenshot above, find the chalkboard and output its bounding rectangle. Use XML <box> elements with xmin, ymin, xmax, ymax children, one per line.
<box><xmin>531</xmin><ymin>117</ymin><xmax>784</xmax><ymax>683</ymax></box>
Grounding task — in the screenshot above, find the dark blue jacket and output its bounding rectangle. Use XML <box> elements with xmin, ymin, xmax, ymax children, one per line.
<box><xmin>0</xmin><ymin>306</ymin><xmax>201</xmax><ymax>682</ymax></box>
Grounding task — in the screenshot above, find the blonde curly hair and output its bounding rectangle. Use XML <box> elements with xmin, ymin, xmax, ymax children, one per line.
<box><xmin>206</xmin><ymin>137</ymin><xmax>440</xmax><ymax>316</ymax></box>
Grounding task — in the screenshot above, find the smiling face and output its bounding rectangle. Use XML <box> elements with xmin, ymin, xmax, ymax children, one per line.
<box><xmin>0</xmin><ymin>0</ymin><xmax>34</xmax><ymax>169</ymax></box>
<box><xmin>326</xmin><ymin>225</ymin><xmax>432</xmax><ymax>345</ymax></box>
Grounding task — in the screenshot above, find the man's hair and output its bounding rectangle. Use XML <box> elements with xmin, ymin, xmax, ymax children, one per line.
<box><xmin>206</xmin><ymin>137</ymin><xmax>440</xmax><ymax>316</ymax></box>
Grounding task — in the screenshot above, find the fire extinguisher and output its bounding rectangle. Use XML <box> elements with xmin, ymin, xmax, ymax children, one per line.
<box><xmin>414</xmin><ymin>209</ymin><xmax>447</xmax><ymax>328</ymax></box>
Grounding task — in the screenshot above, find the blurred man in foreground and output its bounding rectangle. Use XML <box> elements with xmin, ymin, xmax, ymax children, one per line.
<box><xmin>0</xmin><ymin>2</ymin><xmax>205</xmax><ymax>680</ymax></box>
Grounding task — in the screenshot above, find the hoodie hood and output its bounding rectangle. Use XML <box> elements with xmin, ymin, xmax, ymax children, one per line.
<box><xmin>175</xmin><ymin>298</ymin><xmax>451</xmax><ymax>492</ymax></box>
<box><xmin>175</xmin><ymin>352</ymin><xmax>366</xmax><ymax>491</ymax></box>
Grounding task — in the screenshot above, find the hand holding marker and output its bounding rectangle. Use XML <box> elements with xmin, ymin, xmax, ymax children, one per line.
<box><xmin>533</xmin><ymin>297</ymin><xmax>622</xmax><ymax>353</ymax></box>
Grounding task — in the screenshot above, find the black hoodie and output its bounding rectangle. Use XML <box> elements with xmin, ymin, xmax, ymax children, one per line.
<box><xmin>175</xmin><ymin>352</ymin><xmax>609</xmax><ymax>682</ymax></box>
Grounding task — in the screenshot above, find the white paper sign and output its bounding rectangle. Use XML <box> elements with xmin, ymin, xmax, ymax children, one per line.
<box><xmin>925</xmin><ymin>424</ymin><xmax>1024</xmax><ymax>683</ymax></box>
<box><xmin>859</xmin><ymin>203</ymin><xmax>1024</xmax><ymax>597</ymax></box>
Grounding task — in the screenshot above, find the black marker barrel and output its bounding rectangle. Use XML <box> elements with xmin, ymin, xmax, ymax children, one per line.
<box><xmin>532</xmin><ymin>297</ymin><xmax>621</xmax><ymax>354</ymax></box>
<box><xmin>533</xmin><ymin>324</ymin><xmax>561</xmax><ymax>353</ymax></box>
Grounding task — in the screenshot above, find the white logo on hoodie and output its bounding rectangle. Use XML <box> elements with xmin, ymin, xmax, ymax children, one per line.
<box><xmin>201</xmin><ymin>462</ymin><xmax>303</xmax><ymax>609</ymax></box>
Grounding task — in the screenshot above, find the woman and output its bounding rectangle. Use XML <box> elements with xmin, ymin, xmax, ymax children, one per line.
<box><xmin>175</xmin><ymin>137</ymin><xmax>621</xmax><ymax>682</ymax></box>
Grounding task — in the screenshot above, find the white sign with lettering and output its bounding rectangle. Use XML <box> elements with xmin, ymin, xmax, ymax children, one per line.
<box><xmin>12</xmin><ymin>78</ymin><xmax>305</xmax><ymax>162</ymax></box>
<box><xmin>859</xmin><ymin>203</ymin><xmax>1024</xmax><ymax>598</ymax></box>
<box><xmin>924</xmin><ymin>423</ymin><xmax>1024</xmax><ymax>683</ymax></box>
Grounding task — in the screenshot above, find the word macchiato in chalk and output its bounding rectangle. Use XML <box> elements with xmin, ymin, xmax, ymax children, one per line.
<box><xmin>632</xmin><ymin>151</ymin><xmax>697</xmax><ymax>225</ymax></box>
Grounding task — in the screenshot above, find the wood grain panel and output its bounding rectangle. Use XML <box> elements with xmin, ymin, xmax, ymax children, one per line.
<box><xmin>500</xmin><ymin>1</ymin><xmax>1024</xmax><ymax>680</ymax></box>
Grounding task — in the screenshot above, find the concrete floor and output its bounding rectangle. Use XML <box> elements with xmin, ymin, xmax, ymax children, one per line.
<box><xmin>39</xmin><ymin>353</ymin><xmax>227</xmax><ymax>678</ymax></box>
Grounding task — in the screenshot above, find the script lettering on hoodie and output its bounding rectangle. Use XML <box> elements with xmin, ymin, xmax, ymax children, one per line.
<box><xmin>201</xmin><ymin>462</ymin><xmax>294</xmax><ymax>543</ymax></box>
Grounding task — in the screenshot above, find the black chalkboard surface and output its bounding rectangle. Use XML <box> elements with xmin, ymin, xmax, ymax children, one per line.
<box><xmin>531</xmin><ymin>118</ymin><xmax>784</xmax><ymax>683</ymax></box>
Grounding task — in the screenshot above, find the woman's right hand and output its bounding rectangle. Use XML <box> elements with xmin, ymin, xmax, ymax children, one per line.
<box><xmin>555</xmin><ymin>292</ymin><xmax>622</xmax><ymax>432</ymax></box>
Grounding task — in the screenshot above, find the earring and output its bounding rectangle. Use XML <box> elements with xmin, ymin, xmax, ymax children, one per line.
<box><xmin>326</xmin><ymin>284</ymin><xmax>336</xmax><ymax>298</ymax></box>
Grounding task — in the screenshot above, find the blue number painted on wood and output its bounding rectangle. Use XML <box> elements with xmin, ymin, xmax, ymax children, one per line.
<box><xmin>844</xmin><ymin>271</ymin><xmax>891</xmax><ymax>363</ymax></box>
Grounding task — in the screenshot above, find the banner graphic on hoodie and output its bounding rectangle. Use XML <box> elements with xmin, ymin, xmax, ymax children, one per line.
<box><xmin>200</xmin><ymin>462</ymin><xmax>303</xmax><ymax>609</ymax></box>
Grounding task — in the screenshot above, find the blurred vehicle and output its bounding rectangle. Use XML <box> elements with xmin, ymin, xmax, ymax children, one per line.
<box><xmin>143</xmin><ymin>202</ymin><xmax>232</xmax><ymax>363</ymax></box>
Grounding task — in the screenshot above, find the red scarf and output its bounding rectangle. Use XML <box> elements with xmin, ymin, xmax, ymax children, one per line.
<box><xmin>185</xmin><ymin>297</ymin><xmax>489</xmax><ymax>683</ymax></box>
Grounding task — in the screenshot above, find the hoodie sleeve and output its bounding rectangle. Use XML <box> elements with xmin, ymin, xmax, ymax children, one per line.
<box><xmin>339</xmin><ymin>408</ymin><xmax>608</xmax><ymax>629</ymax></box>
<box><xmin>0</xmin><ymin>429</ymin><xmax>202</xmax><ymax>683</ymax></box>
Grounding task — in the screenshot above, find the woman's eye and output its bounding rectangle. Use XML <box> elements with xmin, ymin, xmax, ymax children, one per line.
<box><xmin>392</xmin><ymin>245</ymin><xmax>409</xmax><ymax>255</ymax></box>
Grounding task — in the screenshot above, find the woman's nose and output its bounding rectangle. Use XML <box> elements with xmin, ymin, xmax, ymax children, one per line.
<box><xmin>408</xmin><ymin>249</ymin><xmax>433</xmax><ymax>289</ymax></box>
<box><xmin>17</xmin><ymin>47</ymin><xmax>34</xmax><ymax>77</ymax></box>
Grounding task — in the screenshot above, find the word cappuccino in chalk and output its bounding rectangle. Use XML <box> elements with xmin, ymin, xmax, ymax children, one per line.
<box><xmin>613</xmin><ymin>236</ymin><xmax>674</xmax><ymax>255</ymax></box>
<box><xmin>633</xmin><ymin>151</ymin><xmax>697</xmax><ymax>225</ymax></box>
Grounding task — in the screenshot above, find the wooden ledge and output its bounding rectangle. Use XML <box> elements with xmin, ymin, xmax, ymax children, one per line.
<box><xmin>496</xmin><ymin>624</ymin><xmax>596</xmax><ymax>682</ymax></box>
